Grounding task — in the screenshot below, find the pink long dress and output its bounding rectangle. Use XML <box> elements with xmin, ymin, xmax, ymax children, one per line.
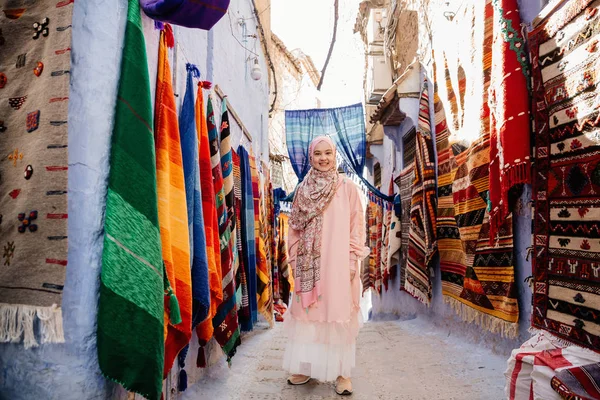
<box><xmin>283</xmin><ymin>176</ymin><xmax>369</xmax><ymax>381</ymax></box>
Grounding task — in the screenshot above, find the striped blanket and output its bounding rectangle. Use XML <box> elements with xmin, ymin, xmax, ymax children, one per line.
<box><xmin>405</xmin><ymin>78</ymin><xmax>438</xmax><ymax>305</ymax></box>
<box><xmin>552</xmin><ymin>363</ymin><xmax>600</xmax><ymax>400</ymax></box>
<box><xmin>211</xmin><ymin>97</ymin><xmax>240</xmax><ymax>363</ymax></box>
<box><xmin>195</xmin><ymin>84</ymin><xmax>223</xmax><ymax>350</ymax></box>
<box><xmin>154</xmin><ymin>27</ymin><xmax>192</xmax><ymax>377</ymax></box>
<box><xmin>238</xmin><ymin>146</ymin><xmax>257</xmax><ymax>330</ymax></box>
<box><xmin>97</xmin><ymin>1</ymin><xmax>164</xmax><ymax>398</ymax></box>
<box><xmin>262</xmin><ymin>164</ymin><xmax>275</xmax><ymax>326</ymax></box>
<box><xmin>179</xmin><ymin>65</ymin><xmax>210</xmax><ymax>328</ymax></box>
<box><xmin>434</xmin><ymin>0</ymin><xmax>518</xmax><ymax>337</ymax></box>
<box><xmin>231</xmin><ymin>150</ymin><xmax>247</xmax><ymax>322</ymax></box>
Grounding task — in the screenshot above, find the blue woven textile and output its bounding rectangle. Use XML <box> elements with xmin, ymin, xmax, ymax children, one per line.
<box><xmin>285</xmin><ymin>103</ymin><xmax>393</xmax><ymax>201</ymax></box>
<box><xmin>238</xmin><ymin>145</ymin><xmax>257</xmax><ymax>331</ymax></box>
<box><xmin>179</xmin><ymin>64</ymin><xmax>210</xmax><ymax>327</ymax></box>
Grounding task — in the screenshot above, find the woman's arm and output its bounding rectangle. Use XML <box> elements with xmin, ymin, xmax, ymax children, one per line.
<box><xmin>348</xmin><ymin>180</ymin><xmax>370</xmax><ymax>279</ymax></box>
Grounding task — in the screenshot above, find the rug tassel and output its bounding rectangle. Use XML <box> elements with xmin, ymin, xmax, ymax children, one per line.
<box><xmin>444</xmin><ymin>297</ymin><xmax>519</xmax><ymax>339</ymax></box>
<box><xmin>178</xmin><ymin>369</ymin><xmax>188</xmax><ymax>392</ymax></box>
<box><xmin>0</xmin><ymin>303</ymin><xmax>64</xmax><ymax>349</ymax></box>
<box><xmin>168</xmin><ymin>292</ymin><xmax>182</xmax><ymax>325</ymax></box>
<box><xmin>197</xmin><ymin>345</ymin><xmax>207</xmax><ymax>368</ymax></box>
<box><xmin>163</xmin><ymin>23</ymin><xmax>175</xmax><ymax>49</ymax></box>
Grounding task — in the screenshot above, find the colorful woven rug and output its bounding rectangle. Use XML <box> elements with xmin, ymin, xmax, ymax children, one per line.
<box><xmin>154</xmin><ymin>27</ymin><xmax>192</xmax><ymax>377</ymax></box>
<box><xmin>195</xmin><ymin>84</ymin><xmax>223</xmax><ymax>351</ymax></box>
<box><xmin>211</xmin><ymin>97</ymin><xmax>240</xmax><ymax>363</ymax></box>
<box><xmin>434</xmin><ymin>0</ymin><xmax>519</xmax><ymax>337</ymax></box>
<box><xmin>552</xmin><ymin>363</ymin><xmax>600</xmax><ymax>400</ymax></box>
<box><xmin>263</xmin><ymin>164</ymin><xmax>275</xmax><ymax>325</ymax></box>
<box><xmin>381</xmin><ymin>179</ymin><xmax>395</xmax><ymax>291</ymax></box>
<box><xmin>256</xmin><ymin>160</ymin><xmax>274</xmax><ymax>325</ymax></box>
<box><xmin>179</xmin><ymin>65</ymin><xmax>210</xmax><ymax>328</ymax></box>
<box><xmin>362</xmin><ymin>199</ymin><xmax>385</xmax><ymax>294</ymax></box>
<box><xmin>197</xmin><ymin>95</ymin><xmax>227</xmax><ymax>366</ymax></box>
<box><xmin>231</xmin><ymin>150</ymin><xmax>247</xmax><ymax>323</ymax></box>
<box><xmin>396</xmin><ymin>164</ymin><xmax>415</xmax><ymax>293</ymax></box>
<box><xmin>530</xmin><ymin>0</ymin><xmax>600</xmax><ymax>350</ymax></box>
<box><xmin>405</xmin><ymin>78</ymin><xmax>438</xmax><ymax>305</ymax></box>
<box><xmin>488</xmin><ymin>0</ymin><xmax>532</xmax><ymax>239</ymax></box>
<box><xmin>371</xmin><ymin>200</ymin><xmax>384</xmax><ymax>294</ymax></box>
<box><xmin>277</xmin><ymin>214</ymin><xmax>293</xmax><ymax>305</ymax></box>
<box><xmin>237</xmin><ymin>145</ymin><xmax>257</xmax><ymax>330</ymax></box>
<box><xmin>97</xmin><ymin>1</ymin><xmax>164</xmax><ymax>398</ymax></box>
<box><xmin>0</xmin><ymin>0</ymin><xmax>73</xmax><ymax>348</ymax></box>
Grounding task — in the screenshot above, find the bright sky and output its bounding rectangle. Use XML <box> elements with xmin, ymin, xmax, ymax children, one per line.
<box><xmin>271</xmin><ymin>0</ymin><xmax>365</xmax><ymax>108</ymax></box>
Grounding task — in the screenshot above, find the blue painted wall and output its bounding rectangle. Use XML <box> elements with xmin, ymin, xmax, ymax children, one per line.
<box><xmin>0</xmin><ymin>1</ymin><xmax>270</xmax><ymax>399</ymax></box>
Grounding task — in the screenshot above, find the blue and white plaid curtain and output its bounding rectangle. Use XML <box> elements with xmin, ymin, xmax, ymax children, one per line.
<box><xmin>285</xmin><ymin>103</ymin><xmax>393</xmax><ymax>201</ymax></box>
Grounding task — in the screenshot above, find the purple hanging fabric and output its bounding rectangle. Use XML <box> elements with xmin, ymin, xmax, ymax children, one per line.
<box><xmin>139</xmin><ymin>0</ymin><xmax>230</xmax><ymax>30</ymax></box>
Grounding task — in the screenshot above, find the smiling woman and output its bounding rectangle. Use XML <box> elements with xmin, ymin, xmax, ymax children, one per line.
<box><xmin>283</xmin><ymin>135</ymin><xmax>370</xmax><ymax>396</ymax></box>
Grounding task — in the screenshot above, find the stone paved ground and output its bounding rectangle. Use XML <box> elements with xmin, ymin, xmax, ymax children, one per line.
<box><xmin>181</xmin><ymin>316</ymin><xmax>507</xmax><ymax>400</ymax></box>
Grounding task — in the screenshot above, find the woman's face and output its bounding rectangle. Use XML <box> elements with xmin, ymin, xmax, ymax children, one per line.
<box><xmin>311</xmin><ymin>140</ymin><xmax>335</xmax><ymax>172</ymax></box>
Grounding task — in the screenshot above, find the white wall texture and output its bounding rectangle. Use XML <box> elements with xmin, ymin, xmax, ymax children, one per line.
<box><xmin>0</xmin><ymin>1</ymin><xmax>271</xmax><ymax>399</ymax></box>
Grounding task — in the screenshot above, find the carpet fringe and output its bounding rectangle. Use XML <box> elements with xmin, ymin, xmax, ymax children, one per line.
<box><xmin>0</xmin><ymin>303</ymin><xmax>64</xmax><ymax>349</ymax></box>
<box><xmin>444</xmin><ymin>296</ymin><xmax>519</xmax><ymax>339</ymax></box>
<box><xmin>404</xmin><ymin>283</ymin><xmax>431</xmax><ymax>306</ymax></box>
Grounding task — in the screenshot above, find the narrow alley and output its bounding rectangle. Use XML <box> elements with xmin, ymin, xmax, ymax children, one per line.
<box><xmin>181</xmin><ymin>318</ymin><xmax>506</xmax><ymax>400</ymax></box>
<box><xmin>3</xmin><ymin>0</ymin><xmax>600</xmax><ymax>399</ymax></box>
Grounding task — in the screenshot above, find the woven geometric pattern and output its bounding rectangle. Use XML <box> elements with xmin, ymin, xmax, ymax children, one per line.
<box><xmin>530</xmin><ymin>0</ymin><xmax>600</xmax><ymax>350</ymax></box>
<box><xmin>434</xmin><ymin>0</ymin><xmax>518</xmax><ymax>337</ymax></box>
<box><xmin>405</xmin><ymin>79</ymin><xmax>438</xmax><ymax>305</ymax></box>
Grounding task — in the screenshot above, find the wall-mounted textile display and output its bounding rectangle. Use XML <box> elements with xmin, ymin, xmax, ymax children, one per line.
<box><xmin>434</xmin><ymin>0</ymin><xmax>519</xmax><ymax>338</ymax></box>
<box><xmin>404</xmin><ymin>79</ymin><xmax>438</xmax><ymax>306</ymax></box>
<box><xmin>0</xmin><ymin>0</ymin><xmax>73</xmax><ymax>348</ymax></box>
<box><xmin>529</xmin><ymin>0</ymin><xmax>600</xmax><ymax>351</ymax></box>
<box><xmin>154</xmin><ymin>28</ymin><xmax>192</xmax><ymax>378</ymax></box>
<box><xmin>97</xmin><ymin>1</ymin><xmax>165</xmax><ymax>398</ymax></box>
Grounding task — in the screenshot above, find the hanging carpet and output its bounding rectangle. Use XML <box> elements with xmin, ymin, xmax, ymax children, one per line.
<box><xmin>195</xmin><ymin>83</ymin><xmax>223</xmax><ymax>353</ymax></box>
<box><xmin>396</xmin><ymin>164</ymin><xmax>415</xmax><ymax>293</ymax></box>
<box><xmin>209</xmin><ymin>96</ymin><xmax>240</xmax><ymax>363</ymax></box>
<box><xmin>154</xmin><ymin>26</ymin><xmax>192</xmax><ymax>377</ymax></box>
<box><xmin>529</xmin><ymin>0</ymin><xmax>600</xmax><ymax>350</ymax></box>
<box><xmin>97</xmin><ymin>1</ymin><xmax>164</xmax><ymax>398</ymax></box>
<box><xmin>434</xmin><ymin>0</ymin><xmax>518</xmax><ymax>337</ymax></box>
<box><xmin>0</xmin><ymin>0</ymin><xmax>73</xmax><ymax>348</ymax></box>
<box><xmin>179</xmin><ymin>64</ymin><xmax>210</xmax><ymax>328</ymax></box>
<box><xmin>405</xmin><ymin>78</ymin><xmax>438</xmax><ymax>305</ymax></box>
<box><xmin>237</xmin><ymin>145</ymin><xmax>257</xmax><ymax>330</ymax></box>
